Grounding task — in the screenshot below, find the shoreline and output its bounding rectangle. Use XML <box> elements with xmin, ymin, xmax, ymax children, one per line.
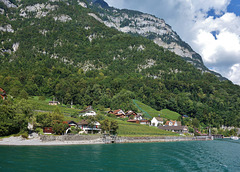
<box><xmin>0</xmin><ymin>136</ymin><xmax>105</xmax><ymax>146</ymax></box>
<box><xmin>0</xmin><ymin>135</ymin><xmax>213</xmax><ymax>146</ymax></box>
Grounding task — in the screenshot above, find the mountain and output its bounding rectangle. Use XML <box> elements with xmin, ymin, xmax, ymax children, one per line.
<box><xmin>87</xmin><ymin>0</ymin><xmax>226</xmax><ymax>80</ymax></box>
<box><xmin>0</xmin><ymin>0</ymin><xmax>240</xmax><ymax>127</ymax></box>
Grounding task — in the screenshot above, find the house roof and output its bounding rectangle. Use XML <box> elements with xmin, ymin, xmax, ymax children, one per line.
<box><xmin>165</xmin><ymin>120</ymin><xmax>176</xmax><ymax>125</ymax></box>
<box><xmin>126</xmin><ymin>111</ymin><xmax>136</xmax><ymax>115</ymax></box>
<box><xmin>49</xmin><ymin>101</ymin><xmax>59</xmax><ymax>103</ymax></box>
<box><xmin>78</xmin><ymin>120</ymin><xmax>88</xmax><ymax>125</ymax></box>
<box><xmin>115</xmin><ymin>113</ymin><xmax>124</xmax><ymax>116</ymax></box>
<box><xmin>127</xmin><ymin>119</ymin><xmax>139</xmax><ymax>123</ymax></box>
<box><xmin>66</xmin><ymin>120</ymin><xmax>78</xmax><ymax>125</ymax></box>
<box><xmin>127</xmin><ymin>119</ymin><xmax>138</xmax><ymax>122</ymax></box>
<box><xmin>155</xmin><ymin>117</ymin><xmax>163</xmax><ymax>121</ymax></box>
<box><xmin>140</xmin><ymin>119</ymin><xmax>150</xmax><ymax>122</ymax></box>
<box><xmin>79</xmin><ymin>109</ymin><xmax>95</xmax><ymax>113</ymax></box>
<box><xmin>158</xmin><ymin>126</ymin><xmax>188</xmax><ymax>130</ymax></box>
<box><xmin>112</xmin><ymin>109</ymin><xmax>122</xmax><ymax>114</ymax></box>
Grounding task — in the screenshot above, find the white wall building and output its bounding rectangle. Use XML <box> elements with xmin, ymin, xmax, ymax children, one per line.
<box><xmin>151</xmin><ymin>117</ymin><xmax>164</xmax><ymax>127</ymax></box>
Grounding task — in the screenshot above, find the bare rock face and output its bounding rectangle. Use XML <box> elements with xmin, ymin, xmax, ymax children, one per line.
<box><xmin>78</xmin><ymin>1</ymin><xmax>87</xmax><ymax>8</ymax></box>
<box><xmin>153</xmin><ymin>38</ymin><xmax>194</xmax><ymax>59</ymax></box>
<box><xmin>0</xmin><ymin>8</ymin><xmax>4</xmax><ymax>14</ymax></box>
<box><xmin>19</xmin><ymin>3</ymin><xmax>58</xmax><ymax>18</ymax></box>
<box><xmin>0</xmin><ymin>24</ymin><xmax>14</xmax><ymax>33</ymax></box>
<box><xmin>12</xmin><ymin>42</ymin><xmax>19</xmax><ymax>52</ymax></box>
<box><xmin>101</xmin><ymin>11</ymin><xmax>196</xmax><ymax>60</ymax></box>
<box><xmin>88</xmin><ymin>13</ymin><xmax>103</xmax><ymax>23</ymax></box>
<box><xmin>53</xmin><ymin>14</ymin><xmax>72</xmax><ymax>22</ymax></box>
<box><xmin>87</xmin><ymin>2</ymin><xmax>225</xmax><ymax>78</ymax></box>
<box><xmin>0</xmin><ymin>0</ymin><xmax>17</xmax><ymax>8</ymax></box>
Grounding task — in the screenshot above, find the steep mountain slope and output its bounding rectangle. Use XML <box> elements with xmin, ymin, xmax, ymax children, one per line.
<box><xmin>0</xmin><ymin>0</ymin><xmax>204</xmax><ymax>79</ymax></box>
<box><xmin>88</xmin><ymin>0</ymin><xmax>225</xmax><ymax>80</ymax></box>
<box><xmin>0</xmin><ymin>0</ymin><xmax>240</xmax><ymax>127</ymax></box>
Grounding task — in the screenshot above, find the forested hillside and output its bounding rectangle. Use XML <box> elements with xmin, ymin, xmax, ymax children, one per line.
<box><xmin>88</xmin><ymin>0</ymin><xmax>226</xmax><ymax>80</ymax></box>
<box><xmin>1</xmin><ymin>0</ymin><xmax>240</xmax><ymax>127</ymax></box>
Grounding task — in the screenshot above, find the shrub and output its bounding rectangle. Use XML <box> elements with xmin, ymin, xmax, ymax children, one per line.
<box><xmin>35</xmin><ymin>128</ymin><xmax>42</xmax><ymax>134</ymax></box>
<box><xmin>39</xmin><ymin>96</ymin><xmax>46</xmax><ymax>101</ymax></box>
<box><xmin>21</xmin><ymin>132</ymin><xmax>28</xmax><ymax>139</ymax></box>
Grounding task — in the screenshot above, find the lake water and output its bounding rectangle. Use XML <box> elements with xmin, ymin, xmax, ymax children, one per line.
<box><xmin>0</xmin><ymin>139</ymin><xmax>240</xmax><ymax>171</ymax></box>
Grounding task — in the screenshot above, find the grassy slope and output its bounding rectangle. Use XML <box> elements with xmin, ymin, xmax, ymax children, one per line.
<box><xmin>159</xmin><ymin>109</ymin><xmax>181</xmax><ymax>120</ymax></box>
<box><xmin>29</xmin><ymin>97</ymin><xmax>179</xmax><ymax>136</ymax></box>
<box><xmin>117</xmin><ymin>119</ymin><xmax>178</xmax><ymax>137</ymax></box>
<box><xmin>133</xmin><ymin>100</ymin><xmax>181</xmax><ymax>120</ymax></box>
<box><xmin>29</xmin><ymin>96</ymin><xmax>81</xmax><ymax>115</ymax></box>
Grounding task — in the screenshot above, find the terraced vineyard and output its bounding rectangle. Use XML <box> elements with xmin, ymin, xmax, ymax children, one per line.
<box><xmin>117</xmin><ymin>120</ymin><xmax>178</xmax><ymax>137</ymax></box>
<box><xmin>133</xmin><ymin>100</ymin><xmax>181</xmax><ymax>120</ymax></box>
<box><xmin>28</xmin><ymin>96</ymin><xmax>81</xmax><ymax>115</ymax></box>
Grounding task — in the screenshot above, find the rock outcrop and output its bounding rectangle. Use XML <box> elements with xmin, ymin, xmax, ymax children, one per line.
<box><xmin>87</xmin><ymin>0</ymin><xmax>226</xmax><ymax>80</ymax></box>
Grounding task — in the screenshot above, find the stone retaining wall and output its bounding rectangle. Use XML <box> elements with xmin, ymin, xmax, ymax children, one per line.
<box><xmin>40</xmin><ymin>135</ymin><xmax>101</xmax><ymax>142</ymax></box>
<box><xmin>40</xmin><ymin>135</ymin><xmax>212</xmax><ymax>143</ymax></box>
<box><xmin>117</xmin><ymin>136</ymin><xmax>212</xmax><ymax>143</ymax></box>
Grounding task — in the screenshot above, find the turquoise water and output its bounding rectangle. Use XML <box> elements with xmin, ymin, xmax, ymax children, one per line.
<box><xmin>0</xmin><ymin>139</ymin><xmax>240</xmax><ymax>172</ymax></box>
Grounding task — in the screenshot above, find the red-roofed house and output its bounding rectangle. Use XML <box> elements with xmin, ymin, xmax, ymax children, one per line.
<box><xmin>165</xmin><ymin>120</ymin><xmax>181</xmax><ymax>126</ymax></box>
<box><xmin>109</xmin><ymin>109</ymin><xmax>126</xmax><ymax>118</ymax></box>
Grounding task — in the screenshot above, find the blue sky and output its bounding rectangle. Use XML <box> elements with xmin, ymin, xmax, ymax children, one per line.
<box><xmin>227</xmin><ymin>0</ymin><xmax>240</xmax><ymax>16</ymax></box>
<box><xmin>105</xmin><ymin>0</ymin><xmax>240</xmax><ymax>85</ymax></box>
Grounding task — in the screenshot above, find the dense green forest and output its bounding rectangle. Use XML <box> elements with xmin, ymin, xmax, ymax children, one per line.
<box><xmin>1</xmin><ymin>0</ymin><xmax>240</xmax><ymax>129</ymax></box>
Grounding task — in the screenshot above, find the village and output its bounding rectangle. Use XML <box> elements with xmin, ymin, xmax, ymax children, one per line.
<box><xmin>41</xmin><ymin>100</ymin><xmax>240</xmax><ymax>139</ymax></box>
<box><xmin>41</xmin><ymin>103</ymin><xmax>190</xmax><ymax>136</ymax></box>
<box><xmin>1</xmin><ymin>89</ymin><xmax>239</xmax><ymax>140</ymax></box>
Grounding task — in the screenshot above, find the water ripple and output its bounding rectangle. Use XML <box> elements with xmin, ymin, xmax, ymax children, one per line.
<box><xmin>0</xmin><ymin>139</ymin><xmax>239</xmax><ymax>171</ymax></box>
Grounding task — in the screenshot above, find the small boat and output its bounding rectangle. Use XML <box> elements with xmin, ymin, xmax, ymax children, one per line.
<box><xmin>230</xmin><ymin>136</ymin><xmax>239</xmax><ymax>140</ymax></box>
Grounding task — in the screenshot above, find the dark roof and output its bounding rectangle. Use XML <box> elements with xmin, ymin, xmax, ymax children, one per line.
<box><xmin>158</xmin><ymin>126</ymin><xmax>188</xmax><ymax>130</ymax></box>
<box><xmin>78</xmin><ymin>120</ymin><xmax>88</xmax><ymax>125</ymax></box>
<box><xmin>155</xmin><ymin>117</ymin><xmax>163</xmax><ymax>121</ymax></box>
<box><xmin>112</xmin><ymin>109</ymin><xmax>122</xmax><ymax>114</ymax></box>
<box><xmin>127</xmin><ymin>119</ymin><xmax>138</xmax><ymax>122</ymax></box>
<box><xmin>126</xmin><ymin>111</ymin><xmax>136</xmax><ymax>115</ymax></box>
<box><xmin>115</xmin><ymin>113</ymin><xmax>124</xmax><ymax>116</ymax></box>
<box><xmin>140</xmin><ymin>120</ymin><xmax>150</xmax><ymax>122</ymax></box>
<box><xmin>66</xmin><ymin>120</ymin><xmax>78</xmax><ymax>125</ymax></box>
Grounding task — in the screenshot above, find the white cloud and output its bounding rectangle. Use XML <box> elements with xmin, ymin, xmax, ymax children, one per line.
<box><xmin>191</xmin><ymin>12</ymin><xmax>240</xmax><ymax>85</ymax></box>
<box><xmin>105</xmin><ymin>0</ymin><xmax>240</xmax><ymax>85</ymax></box>
<box><xmin>227</xmin><ymin>64</ymin><xmax>240</xmax><ymax>85</ymax></box>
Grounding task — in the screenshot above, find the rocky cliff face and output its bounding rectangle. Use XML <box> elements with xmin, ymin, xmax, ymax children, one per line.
<box><xmin>88</xmin><ymin>0</ymin><xmax>225</xmax><ymax>80</ymax></box>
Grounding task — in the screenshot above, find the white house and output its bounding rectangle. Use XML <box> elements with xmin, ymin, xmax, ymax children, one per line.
<box><xmin>139</xmin><ymin>119</ymin><xmax>150</xmax><ymax>125</ymax></box>
<box><xmin>113</xmin><ymin>109</ymin><xmax>125</xmax><ymax>115</ymax></box>
<box><xmin>109</xmin><ymin>109</ymin><xmax>126</xmax><ymax>118</ymax></box>
<box><xmin>66</xmin><ymin>121</ymin><xmax>78</xmax><ymax>127</ymax></box>
<box><xmin>135</xmin><ymin>114</ymin><xmax>143</xmax><ymax>120</ymax></box>
<box><xmin>79</xmin><ymin>109</ymin><xmax>97</xmax><ymax>117</ymax></box>
<box><xmin>78</xmin><ymin>120</ymin><xmax>101</xmax><ymax>133</ymax></box>
<box><xmin>49</xmin><ymin>101</ymin><xmax>60</xmax><ymax>105</ymax></box>
<box><xmin>151</xmin><ymin>117</ymin><xmax>164</xmax><ymax>127</ymax></box>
